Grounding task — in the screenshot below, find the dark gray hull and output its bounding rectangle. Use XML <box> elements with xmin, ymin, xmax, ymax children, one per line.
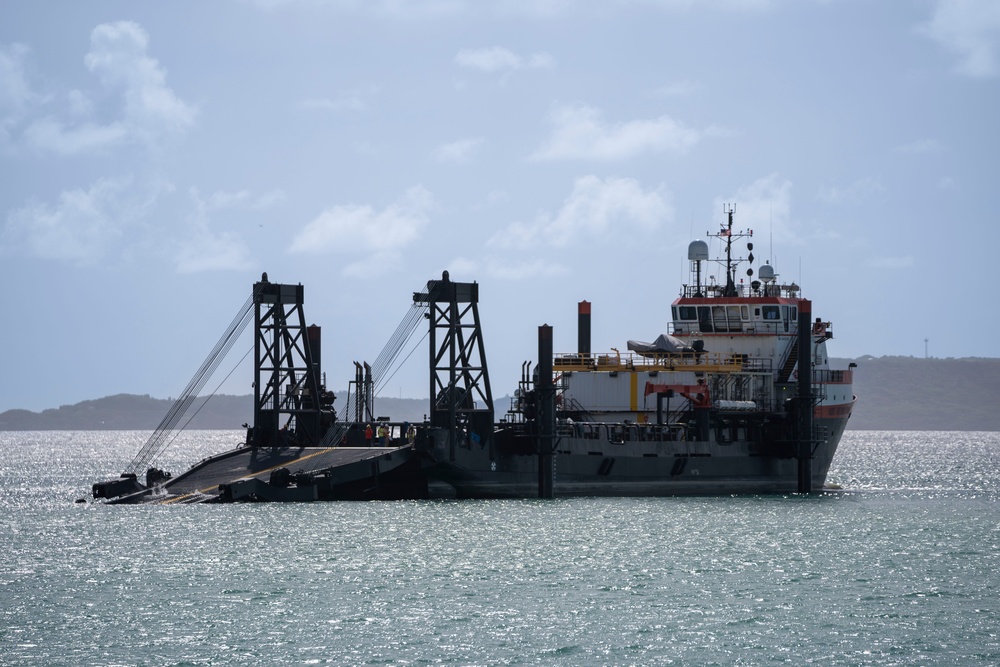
<box><xmin>423</xmin><ymin>415</ymin><xmax>849</xmax><ymax>498</ymax></box>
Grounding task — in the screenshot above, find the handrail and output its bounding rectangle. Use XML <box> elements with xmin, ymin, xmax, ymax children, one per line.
<box><xmin>551</xmin><ymin>351</ymin><xmax>761</xmax><ymax>374</ymax></box>
<box><xmin>812</xmin><ymin>369</ymin><xmax>853</xmax><ymax>384</ymax></box>
<box><xmin>679</xmin><ymin>283</ymin><xmax>802</xmax><ymax>299</ymax></box>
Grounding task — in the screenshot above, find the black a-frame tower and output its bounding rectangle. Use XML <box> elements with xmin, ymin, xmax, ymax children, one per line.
<box><xmin>414</xmin><ymin>271</ymin><xmax>494</xmax><ymax>460</ymax></box>
<box><xmin>250</xmin><ymin>274</ymin><xmax>332</xmax><ymax>448</ymax></box>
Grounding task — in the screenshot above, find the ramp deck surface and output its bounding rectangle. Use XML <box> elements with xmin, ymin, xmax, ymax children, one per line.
<box><xmin>150</xmin><ymin>446</ymin><xmax>410</xmax><ymax>504</ymax></box>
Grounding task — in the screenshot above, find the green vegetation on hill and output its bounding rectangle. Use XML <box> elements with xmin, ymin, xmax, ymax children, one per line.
<box><xmin>1</xmin><ymin>356</ymin><xmax>998</xmax><ymax>431</ymax></box>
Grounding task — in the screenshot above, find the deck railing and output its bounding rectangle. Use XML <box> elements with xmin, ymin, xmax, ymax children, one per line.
<box><xmin>552</xmin><ymin>351</ymin><xmax>761</xmax><ymax>374</ymax></box>
<box><xmin>680</xmin><ymin>283</ymin><xmax>801</xmax><ymax>299</ymax></box>
<box><xmin>812</xmin><ymin>369</ymin><xmax>854</xmax><ymax>384</ymax></box>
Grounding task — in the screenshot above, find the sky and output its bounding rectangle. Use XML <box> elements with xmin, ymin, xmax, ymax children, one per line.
<box><xmin>1</xmin><ymin>0</ymin><xmax>999</xmax><ymax>412</ymax></box>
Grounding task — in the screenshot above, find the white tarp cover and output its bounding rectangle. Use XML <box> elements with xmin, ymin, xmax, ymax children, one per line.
<box><xmin>626</xmin><ymin>333</ymin><xmax>696</xmax><ymax>355</ymax></box>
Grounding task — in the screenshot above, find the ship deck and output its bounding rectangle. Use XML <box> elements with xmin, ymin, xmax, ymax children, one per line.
<box><xmin>124</xmin><ymin>445</ymin><xmax>413</xmax><ymax>504</ymax></box>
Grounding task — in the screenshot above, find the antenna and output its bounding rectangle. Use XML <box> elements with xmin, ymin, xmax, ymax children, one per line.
<box><xmin>701</xmin><ymin>203</ymin><xmax>752</xmax><ymax>297</ymax></box>
<box><xmin>769</xmin><ymin>201</ymin><xmax>773</xmax><ymax>265</ymax></box>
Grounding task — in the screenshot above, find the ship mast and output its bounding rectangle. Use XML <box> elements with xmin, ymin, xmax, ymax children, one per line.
<box><xmin>723</xmin><ymin>206</ymin><xmax>736</xmax><ymax>296</ymax></box>
<box><xmin>709</xmin><ymin>204</ymin><xmax>753</xmax><ymax>297</ymax></box>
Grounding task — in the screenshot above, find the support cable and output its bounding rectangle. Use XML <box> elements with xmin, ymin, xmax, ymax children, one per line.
<box><xmin>124</xmin><ymin>289</ymin><xmax>258</xmax><ymax>476</ymax></box>
<box><xmin>371</xmin><ymin>303</ymin><xmax>428</xmax><ymax>391</ymax></box>
<box><xmin>375</xmin><ymin>329</ymin><xmax>429</xmax><ymax>395</ymax></box>
<box><xmin>160</xmin><ymin>344</ymin><xmax>255</xmax><ymax>456</ymax></box>
<box><xmin>318</xmin><ymin>298</ymin><xmax>428</xmax><ymax>447</ymax></box>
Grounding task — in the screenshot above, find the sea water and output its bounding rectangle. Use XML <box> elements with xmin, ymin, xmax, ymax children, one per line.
<box><xmin>1</xmin><ymin>430</ymin><xmax>998</xmax><ymax>666</ymax></box>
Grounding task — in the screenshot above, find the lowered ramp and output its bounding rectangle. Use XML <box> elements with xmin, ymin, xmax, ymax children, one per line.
<box><xmin>109</xmin><ymin>445</ymin><xmax>425</xmax><ymax>504</ymax></box>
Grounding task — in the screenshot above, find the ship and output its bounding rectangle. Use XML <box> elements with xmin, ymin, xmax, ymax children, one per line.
<box><xmin>92</xmin><ymin>207</ymin><xmax>855</xmax><ymax>503</ymax></box>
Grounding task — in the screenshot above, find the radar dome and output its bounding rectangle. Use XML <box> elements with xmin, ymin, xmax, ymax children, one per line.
<box><xmin>758</xmin><ymin>263</ymin><xmax>775</xmax><ymax>283</ymax></box>
<box><xmin>688</xmin><ymin>240</ymin><xmax>709</xmax><ymax>261</ymax></box>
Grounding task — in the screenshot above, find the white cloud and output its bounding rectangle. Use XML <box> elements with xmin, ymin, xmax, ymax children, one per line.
<box><xmin>1</xmin><ymin>177</ymin><xmax>132</xmax><ymax>264</ymax></box>
<box><xmin>448</xmin><ymin>255</ymin><xmax>569</xmax><ymax>281</ymax></box>
<box><xmin>713</xmin><ymin>174</ymin><xmax>793</xmax><ymax>243</ymax></box>
<box><xmin>23</xmin><ymin>117</ymin><xmax>128</xmax><ymax>155</ymax></box>
<box><xmin>0</xmin><ymin>176</ymin><xmax>250</xmax><ymax>272</ymax></box>
<box><xmin>23</xmin><ymin>21</ymin><xmax>195</xmax><ymax>155</ymax></box>
<box><xmin>174</xmin><ymin>228</ymin><xmax>254</xmax><ymax>273</ymax></box>
<box><xmin>86</xmin><ymin>22</ymin><xmax>196</xmax><ymax>133</ymax></box>
<box><xmin>489</xmin><ymin>175</ymin><xmax>671</xmax><ymax>249</ymax></box>
<box><xmin>0</xmin><ymin>44</ymin><xmax>36</xmax><ymax>139</ymax></box>
<box><xmin>203</xmin><ymin>188</ymin><xmax>286</xmax><ymax>210</ymax></box>
<box><xmin>530</xmin><ymin>103</ymin><xmax>700</xmax><ymax>161</ymax></box>
<box><xmin>919</xmin><ymin>0</ymin><xmax>1000</xmax><ymax>78</ymax></box>
<box><xmin>817</xmin><ymin>177</ymin><xmax>884</xmax><ymax>205</ymax></box>
<box><xmin>174</xmin><ymin>188</ymin><xmax>255</xmax><ymax>273</ymax></box>
<box><xmin>66</xmin><ymin>89</ymin><xmax>94</xmax><ymax>116</ymax></box>
<box><xmin>455</xmin><ymin>47</ymin><xmax>554</xmax><ymax>73</ymax></box>
<box><xmin>433</xmin><ymin>137</ymin><xmax>484</xmax><ymax>163</ymax></box>
<box><xmin>253</xmin><ymin>189</ymin><xmax>287</xmax><ymax>208</ymax></box>
<box><xmin>289</xmin><ymin>186</ymin><xmax>434</xmax><ymax>276</ymax></box>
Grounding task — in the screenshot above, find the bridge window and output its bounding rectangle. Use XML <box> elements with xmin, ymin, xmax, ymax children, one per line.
<box><xmin>698</xmin><ymin>306</ymin><xmax>713</xmax><ymax>332</ymax></box>
<box><xmin>678</xmin><ymin>306</ymin><xmax>698</xmax><ymax>320</ymax></box>
<box><xmin>728</xmin><ymin>305</ymin><xmax>744</xmax><ymax>330</ymax></box>
<box><xmin>762</xmin><ymin>305</ymin><xmax>780</xmax><ymax>320</ymax></box>
<box><xmin>713</xmin><ymin>305</ymin><xmax>728</xmax><ymax>330</ymax></box>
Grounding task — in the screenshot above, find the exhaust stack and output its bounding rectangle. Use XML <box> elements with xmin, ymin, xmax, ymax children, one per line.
<box><xmin>578</xmin><ymin>301</ymin><xmax>591</xmax><ymax>357</ymax></box>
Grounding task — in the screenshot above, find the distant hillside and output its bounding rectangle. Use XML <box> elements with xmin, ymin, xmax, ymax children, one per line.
<box><xmin>0</xmin><ymin>393</ymin><xmax>440</xmax><ymax>431</ymax></box>
<box><xmin>1</xmin><ymin>357</ymin><xmax>997</xmax><ymax>431</ymax></box>
<box><xmin>834</xmin><ymin>356</ymin><xmax>1000</xmax><ymax>431</ymax></box>
<box><xmin>0</xmin><ymin>394</ymin><xmax>253</xmax><ymax>431</ymax></box>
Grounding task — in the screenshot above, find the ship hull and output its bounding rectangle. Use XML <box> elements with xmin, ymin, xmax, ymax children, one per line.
<box><xmin>423</xmin><ymin>414</ymin><xmax>849</xmax><ymax>498</ymax></box>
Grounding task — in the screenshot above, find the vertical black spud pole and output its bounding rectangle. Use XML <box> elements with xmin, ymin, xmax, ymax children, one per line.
<box><xmin>797</xmin><ymin>299</ymin><xmax>813</xmax><ymax>493</ymax></box>
<box><xmin>538</xmin><ymin>324</ymin><xmax>555</xmax><ymax>499</ymax></box>
<box><xmin>577</xmin><ymin>301</ymin><xmax>591</xmax><ymax>359</ymax></box>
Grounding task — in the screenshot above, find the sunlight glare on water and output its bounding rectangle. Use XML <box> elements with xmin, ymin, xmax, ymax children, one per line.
<box><xmin>1</xmin><ymin>430</ymin><xmax>998</xmax><ymax>665</ymax></box>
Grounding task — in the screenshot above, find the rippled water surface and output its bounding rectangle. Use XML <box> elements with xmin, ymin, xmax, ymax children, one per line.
<box><xmin>2</xmin><ymin>430</ymin><xmax>998</xmax><ymax>666</ymax></box>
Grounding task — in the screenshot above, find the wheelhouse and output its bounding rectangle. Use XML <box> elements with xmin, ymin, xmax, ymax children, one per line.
<box><xmin>671</xmin><ymin>298</ymin><xmax>801</xmax><ymax>335</ymax></box>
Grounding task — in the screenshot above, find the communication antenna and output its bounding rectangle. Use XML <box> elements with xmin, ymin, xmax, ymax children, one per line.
<box><xmin>702</xmin><ymin>203</ymin><xmax>753</xmax><ymax>297</ymax></box>
<box><xmin>769</xmin><ymin>201</ymin><xmax>773</xmax><ymax>265</ymax></box>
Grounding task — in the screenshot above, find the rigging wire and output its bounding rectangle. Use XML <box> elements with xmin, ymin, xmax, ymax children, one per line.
<box><xmin>124</xmin><ymin>289</ymin><xmax>258</xmax><ymax>476</ymax></box>
<box><xmin>160</xmin><ymin>344</ymin><xmax>254</xmax><ymax>456</ymax></box>
<box><xmin>371</xmin><ymin>303</ymin><xmax>428</xmax><ymax>391</ymax></box>
<box><xmin>122</xmin><ymin>278</ymin><xmax>432</xmax><ymax>455</ymax></box>
<box><xmin>374</xmin><ymin>328</ymin><xmax>429</xmax><ymax>396</ymax></box>
<box><xmin>319</xmin><ymin>299</ymin><xmax>429</xmax><ymax>447</ymax></box>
